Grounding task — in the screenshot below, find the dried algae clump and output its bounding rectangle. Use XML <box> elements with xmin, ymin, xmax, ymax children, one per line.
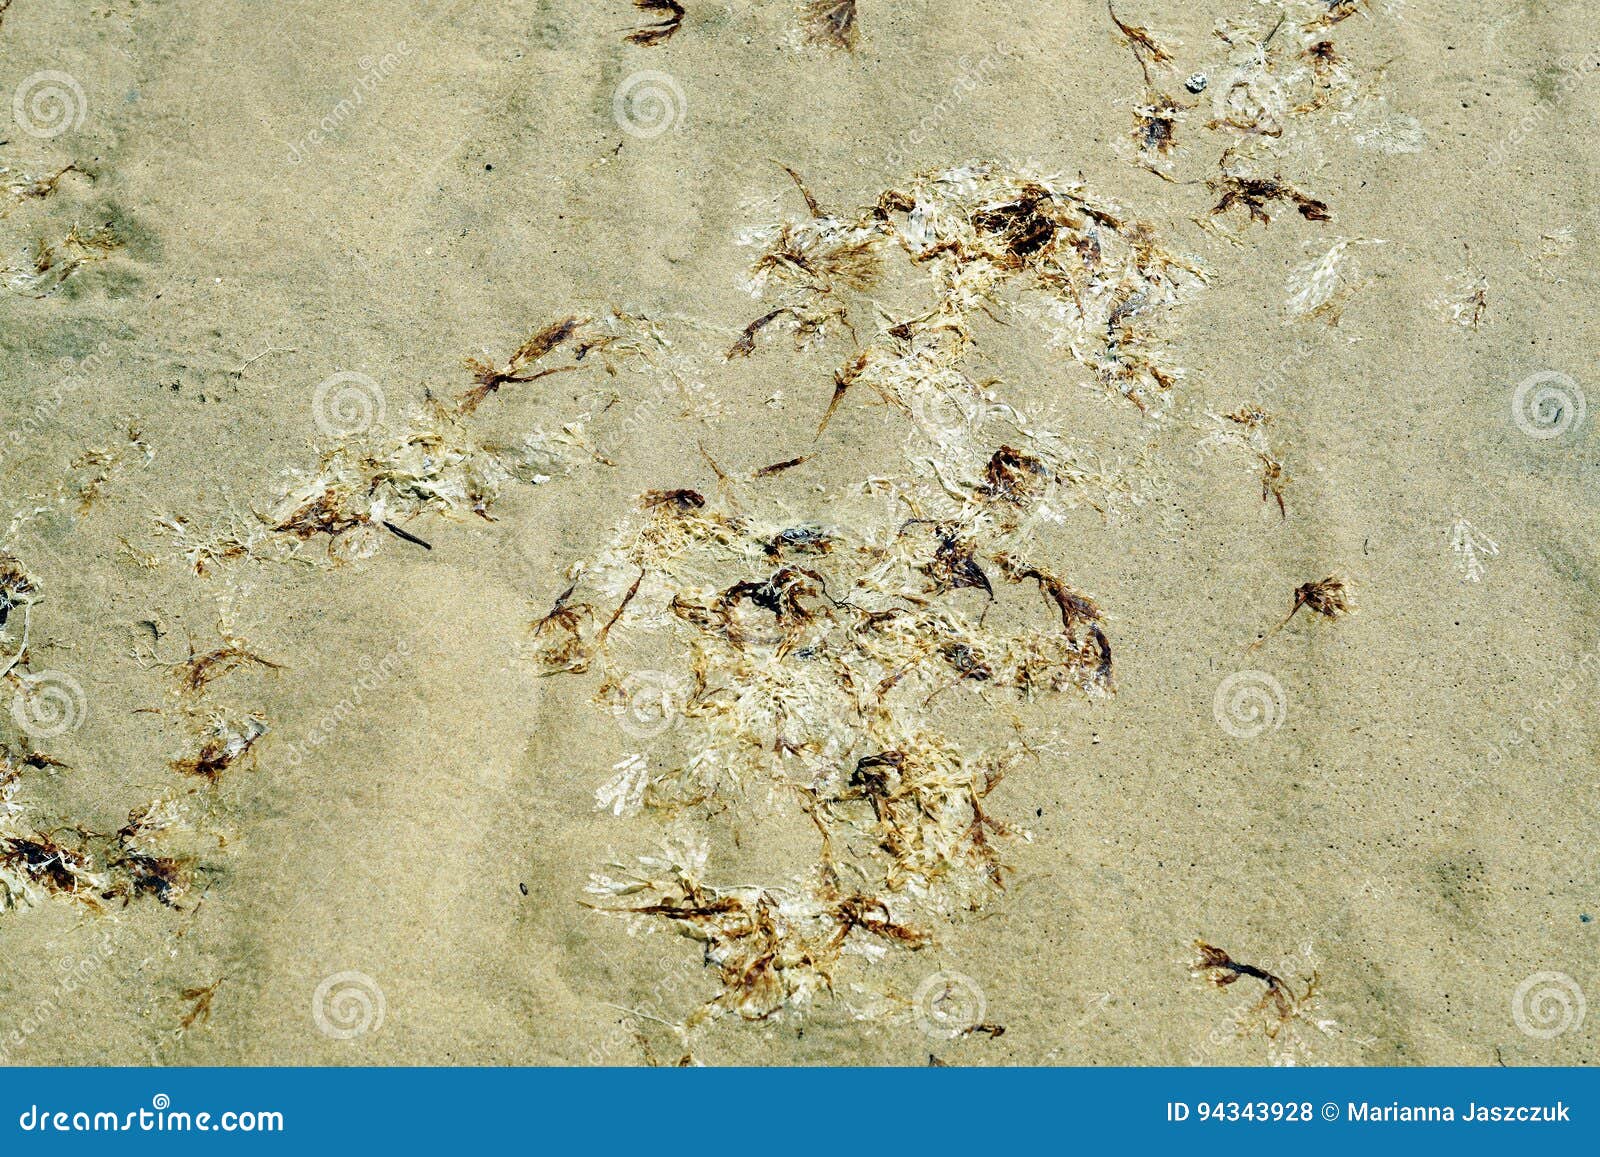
<box><xmin>1190</xmin><ymin>940</ymin><xmax>1321</xmax><ymax>1043</ymax></box>
<box><xmin>5</xmin><ymin>222</ymin><xmax>121</xmax><ymax>297</ymax></box>
<box><xmin>625</xmin><ymin>0</ymin><xmax>687</xmax><ymax>46</ymax></box>
<box><xmin>544</xmin><ymin>481</ymin><xmax>1111</xmax><ymax>1028</ymax></box>
<box><xmin>1252</xmin><ymin>574</ymin><xmax>1353</xmax><ymax>648</ymax></box>
<box><xmin>163</xmin><ymin>310</ymin><xmax>707</xmax><ymax>574</ymax></box>
<box><xmin>739</xmin><ymin>162</ymin><xmax>1205</xmax><ymax>422</ymax></box>
<box><xmin>460</xmin><ymin>315</ymin><xmax>586</xmax><ymax>414</ymax></box>
<box><xmin>800</xmin><ymin>1</ymin><xmax>858</xmax><ymax>51</ymax></box>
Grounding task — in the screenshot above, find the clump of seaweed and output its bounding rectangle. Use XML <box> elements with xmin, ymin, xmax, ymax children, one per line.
<box><xmin>104</xmin><ymin>799</ymin><xmax>207</xmax><ymax>909</ymax></box>
<box><xmin>1209</xmin><ymin>160</ymin><xmax>1330</xmax><ymax>225</ymax></box>
<box><xmin>178</xmin><ymin>978</ymin><xmax>224</xmax><ymax>1031</ymax></box>
<box><xmin>173</xmin><ymin>638</ymin><xmax>281</xmax><ymax>697</ymax></box>
<box><xmin>1252</xmin><ymin>574</ymin><xmax>1352</xmax><ymax>648</ymax></box>
<box><xmin>0</xmin><ymin>829</ymin><xmax>105</xmax><ymax>911</ymax></box>
<box><xmin>6</xmin><ymin>222</ymin><xmax>121</xmax><ymax>297</ymax></box>
<box><xmin>461</xmin><ymin>315</ymin><xmax>586</xmax><ymax>413</ymax></box>
<box><xmin>2</xmin><ymin>163</ymin><xmax>82</xmax><ymax>217</ymax></box>
<box><xmin>541</xmin><ymin>475</ymin><xmax>1110</xmax><ymax>1030</ymax></box>
<box><xmin>800</xmin><ymin>0</ymin><xmax>858</xmax><ymax>50</ymax></box>
<box><xmin>625</xmin><ymin>0</ymin><xmax>687</xmax><ymax>46</ymax></box>
<box><xmin>738</xmin><ymin>162</ymin><xmax>1206</xmax><ymax>426</ymax></box>
<box><xmin>163</xmin><ymin>310</ymin><xmax>706</xmax><ymax>573</ymax></box>
<box><xmin>1190</xmin><ymin>940</ymin><xmax>1321</xmax><ymax>1042</ymax></box>
<box><xmin>170</xmin><ymin>713</ymin><xmax>268</xmax><ymax>782</ymax></box>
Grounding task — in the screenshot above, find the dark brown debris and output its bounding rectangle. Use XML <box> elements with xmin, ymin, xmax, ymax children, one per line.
<box><xmin>727</xmin><ymin>307</ymin><xmax>790</xmax><ymax>360</ymax></box>
<box><xmin>625</xmin><ymin>0</ymin><xmax>686</xmax><ymax>46</ymax></box>
<box><xmin>1252</xmin><ymin>574</ymin><xmax>1352</xmax><ymax>648</ymax></box>
<box><xmin>174</xmin><ymin>642</ymin><xmax>282</xmax><ymax>696</ymax></box>
<box><xmin>753</xmin><ymin>455</ymin><xmax>811</xmax><ymax>479</ymax></box>
<box><xmin>1292</xmin><ymin>575</ymin><xmax>1352</xmax><ymax>621</ymax></box>
<box><xmin>1211</xmin><ymin>173</ymin><xmax>1331</xmax><ymax>224</ymax></box>
<box><xmin>801</xmin><ymin>0</ymin><xmax>858</xmax><ymax>51</ymax></box>
<box><xmin>1191</xmin><ymin>941</ymin><xmax>1317</xmax><ymax>1040</ymax></box>
<box><xmin>461</xmin><ymin>317</ymin><xmax>585</xmax><ymax>412</ymax></box>
<box><xmin>979</xmin><ymin>446</ymin><xmax>1049</xmax><ymax>506</ymax></box>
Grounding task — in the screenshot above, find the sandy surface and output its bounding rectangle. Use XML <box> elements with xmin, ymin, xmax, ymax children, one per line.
<box><xmin>0</xmin><ymin>0</ymin><xmax>1596</xmax><ymax>1066</ymax></box>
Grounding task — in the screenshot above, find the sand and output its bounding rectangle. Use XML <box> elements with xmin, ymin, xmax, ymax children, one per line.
<box><xmin>0</xmin><ymin>0</ymin><xmax>1595</xmax><ymax>1066</ymax></box>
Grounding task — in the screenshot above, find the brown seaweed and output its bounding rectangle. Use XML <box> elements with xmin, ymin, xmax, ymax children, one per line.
<box><xmin>625</xmin><ymin>0</ymin><xmax>686</xmax><ymax>46</ymax></box>
<box><xmin>1211</xmin><ymin>171</ymin><xmax>1331</xmax><ymax>224</ymax></box>
<box><xmin>174</xmin><ymin>641</ymin><xmax>282</xmax><ymax>696</ymax></box>
<box><xmin>1191</xmin><ymin>941</ymin><xmax>1319</xmax><ymax>1040</ymax></box>
<box><xmin>801</xmin><ymin>0</ymin><xmax>858</xmax><ymax>51</ymax></box>
<box><xmin>1252</xmin><ymin>575</ymin><xmax>1352</xmax><ymax>649</ymax></box>
<box><xmin>461</xmin><ymin>316</ymin><xmax>586</xmax><ymax>412</ymax></box>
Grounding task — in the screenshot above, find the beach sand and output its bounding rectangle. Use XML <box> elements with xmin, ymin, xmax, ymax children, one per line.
<box><xmin>0</xmin><ymin>0</ymin><xmax>1595</xmax><ymax>1065</ymax></box>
